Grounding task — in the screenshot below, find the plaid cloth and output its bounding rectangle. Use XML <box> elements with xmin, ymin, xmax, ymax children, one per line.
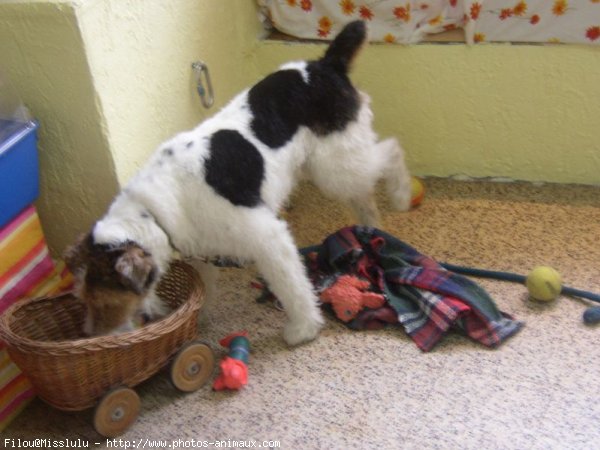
<box><xmin>301</xmin><ymin>226</ymin><xmax>523</xmax><ymax>351</ymax></box>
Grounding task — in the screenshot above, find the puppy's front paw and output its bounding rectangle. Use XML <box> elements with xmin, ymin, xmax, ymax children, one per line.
<box><xmin>283</xmin><ymin>316</ymin><xmax>324</xmax><ymax>346</ymax></box>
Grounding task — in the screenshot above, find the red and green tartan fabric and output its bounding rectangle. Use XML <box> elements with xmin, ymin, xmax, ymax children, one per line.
<box><xmin>300</xmin><ymin>226</ymin><xmax>523</xmax><ymax>351</ymax></box>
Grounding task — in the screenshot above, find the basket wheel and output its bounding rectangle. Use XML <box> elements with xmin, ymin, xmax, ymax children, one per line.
<box><xmin>93</xmin><ymin>387</ymin><xmax>140</xmax><ymax>438</ymax></box>
<box><xmin>170</xmin><ymin>341</ymin><xmax>215</xmax><ymax>392</ymax></box>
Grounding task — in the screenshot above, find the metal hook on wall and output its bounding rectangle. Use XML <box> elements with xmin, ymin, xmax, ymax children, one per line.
<box><xmin>191</xmin><ymin>61</ymin><xmax>214</xmax><ymax>109</ymax></box>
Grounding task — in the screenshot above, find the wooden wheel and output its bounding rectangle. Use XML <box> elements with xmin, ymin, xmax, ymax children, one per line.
<box><xmin>170</xmin><ymin>341</ymin><xmax>215</xmax><ymax>392</ymax></box>
<box><xmin>93</xmin><ymin>387</ymin><xmax>140</xmax><ymax>437</ymax></box>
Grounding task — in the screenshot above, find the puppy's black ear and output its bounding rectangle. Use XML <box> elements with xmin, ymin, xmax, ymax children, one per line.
<box><xmin>115</xmin><ymin>246</ymin><xmax>156</xmax><ymax>294</ymax></box>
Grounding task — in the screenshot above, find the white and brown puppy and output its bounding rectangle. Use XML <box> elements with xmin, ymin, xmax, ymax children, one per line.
<box><xmin>64</xmin><ymin>21</ymin><xmax>411</xmax><ymax>344</ymax></box>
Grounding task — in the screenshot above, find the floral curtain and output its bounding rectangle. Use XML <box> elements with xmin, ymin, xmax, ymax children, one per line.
<box><xmin>258</xmin><ymin>1</ymin><xmax>600</xmax><ymax>45</ymax></box>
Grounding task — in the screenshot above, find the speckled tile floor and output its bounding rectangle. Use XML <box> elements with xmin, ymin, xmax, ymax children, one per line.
<box><xmin>4</xmin><ymin>178</ymin><xmax>600</xmax><ymax>449</ymax></box>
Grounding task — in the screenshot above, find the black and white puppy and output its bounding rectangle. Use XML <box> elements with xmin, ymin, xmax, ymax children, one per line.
<box><xmin>64</xmin><ymin>21</ymin><xmax>411</xmax><ymax>345</ymax></box>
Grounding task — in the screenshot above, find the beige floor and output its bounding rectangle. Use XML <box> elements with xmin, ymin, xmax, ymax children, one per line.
<box><xmin>5</xmin><ymin>178</ymin><xmax>600</xmax><ymax>449</ymax></box>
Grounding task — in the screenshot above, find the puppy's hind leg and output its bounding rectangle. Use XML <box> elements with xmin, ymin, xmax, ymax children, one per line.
<box><xmin>350</xmin><ymin>192</ymin><xmax>381</xmax><ymax>228</ymax></box>
<box><xmin>307</xmin><ymin>149</ymin><xmax>382</xmax><ymax>227</ymax></box>
<box><xmin>346</xmin><ymin>139</ymin><xmax>411</xmax><ymax>224</ymax></box>
<box><xmin>247</xmin><ymin>212</ymin><xmax>324</xmax><ymax>346</ymax></box>
<box><xmin>379</xmin><ymin>138</ymin><xmax>412</xmax><ymax>212</ymax></box>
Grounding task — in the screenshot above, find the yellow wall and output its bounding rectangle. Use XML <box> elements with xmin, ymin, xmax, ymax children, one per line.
<box><xmin>1</xmin><ymin>1</ymin><xmax>599</xmax><ymax>255</ymax></box>
<box><xmin>0</xmin><ymin>0</ymin><xmax>264</xmax><ymax>255</ymax></box>
<box><xmin>75</xmin><ymin>0</ymin><xmax>265</xmax><ymax>184</ymax></box>
<box><xmin>0</xmin><ymin>0</ymin><xmax>119</xmax><ymax>255</ymax></box>
<box><xmin>257</xmin><ymin>40</ymin><xmax>600</xmax><ymax>185</ymax></box>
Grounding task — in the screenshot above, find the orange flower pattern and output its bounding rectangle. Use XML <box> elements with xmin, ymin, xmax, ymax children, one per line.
<box><xmin>393</xmin><ymin>5</ymin><xmax>411</xmax><ymax>23</ymax></box>
<box><xmin>317</xmin><ymin>16</ymin><xmax>332</xmax><ymax>37</ymax></box>
<box><xmin>513</xmin><ymin>1</ymin><xmax>527</xmax><ymax>16</ymax></box>
<box><xmin>339</xmin><ymin>0</ymin><xmax>355</xmax><ymax>15</ymax></box>
<box><xmin>552</xmin><ymin>0</ymin><xmax>568</xmax><ymax>16</ymax></box>
<box><xmin>429</xmin><ymin>15</ymin><xmax>443</xmax><ymax>26</ymax></box>
<box><xmin>301</xmin><ymin>0</ymin><xmax>313</xmax><ymax>12</ymax></box>
<box><xmin>259</xmin><ymin>0</ymin><xmax>600</xmax><ymax>45</ymax></box>
<box><xmin>383</xmin><ymin>33</ymin><xmax>396</xmax><ymax>43</ymax></box>
<box><xmin>499</xmin><ymin>8</ymin><xmax>513</xmax><ymax>20</ymax></box>
<box><xmin>359</xmin><ymin>6</ymin><xmax>374</xmax><ymax>21</ymax></box>
<box><xmin>587</xmin><ymin>26</ymin><xmax>600</xmax><ymax>41</ymax></box>
<box><xmin>461</xmin><ymin>0</ymin><xmax>598</xmax><ymax>44</ymax></box>
<box><xmin>490</xmin><ymin>2</ymin><xmax>532</xmax><ymax>22</ymax></box>
<box><xmin>470</xmin><ymin>2</ymin><xmax>482</xmax><ymax>20</ymax></box>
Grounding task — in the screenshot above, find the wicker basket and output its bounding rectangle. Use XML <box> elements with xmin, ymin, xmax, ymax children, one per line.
<box><xmin>0</xmin><ymin>260</ymin><xmax>206</xmax><ymax>412</ymax></box>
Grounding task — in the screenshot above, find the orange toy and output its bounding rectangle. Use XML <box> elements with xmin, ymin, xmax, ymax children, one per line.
<box><xmin>212</xmin><ymin>331</ymin><xmax>249</xmax><ymax>391</ymax></box>
<box><xmin>319</xmin><ymin>275</ymin><xmax>386</xmax><ymax>322</ymax></box>
<box><xmin>411</xmin><ymin>177</ymin><xmax>425</xmax><ymax>207</ymax></box>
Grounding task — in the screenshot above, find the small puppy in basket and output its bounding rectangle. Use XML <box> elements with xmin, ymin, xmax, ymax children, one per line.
<box><xmin>64</xmin><ymin>21</ymin><xmax>411</xmax><ymax>344</ymax></box>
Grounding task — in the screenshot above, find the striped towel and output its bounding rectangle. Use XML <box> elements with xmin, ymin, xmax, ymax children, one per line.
<box><xmin>0</xmin><ymin>206</ymin><xmax>55</xmax><ymax>314</ymax></box>
<box><xmin>0</xmin><ymin>205</ymin><xmax>73</xmax><ymax>431</ymax></box>
<box><xmin>301</xmin><ymin>226</ymin><xmax>523</xmax><ymax>351</ymax></box>
<box><xmin>0</xmin><ymin>348</ymin><xmax>35</xmax><ymax>430</ymax></box>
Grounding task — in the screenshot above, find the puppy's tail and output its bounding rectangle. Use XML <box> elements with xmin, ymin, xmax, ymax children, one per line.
<box><xmin>322</xmin><ymin>20</ymin><xmax>367</xmax><ymax>73</ymax></box>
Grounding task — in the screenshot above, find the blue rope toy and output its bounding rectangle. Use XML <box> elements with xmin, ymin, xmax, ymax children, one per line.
<box><xmin>440</xmin><ymin>263</ymin><xmax>600</xmax><ymax>325</ymax></box>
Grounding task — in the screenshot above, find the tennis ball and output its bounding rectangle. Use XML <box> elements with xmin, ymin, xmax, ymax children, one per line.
<box><xmin>411</xmin><ymin>177</ymin><xmax>425</xmax><ymax>207</ymax></box>
<box><xmin>526</xmin><ymin>266</ymin><xmax>562</xmax><ymax>301</ymax></box>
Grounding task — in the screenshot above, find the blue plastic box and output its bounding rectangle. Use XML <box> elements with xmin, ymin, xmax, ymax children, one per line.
<box><xmin>0</xmin><ymin>119</ymin><xmax>39</xmax><ymax>228</ymax></box>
